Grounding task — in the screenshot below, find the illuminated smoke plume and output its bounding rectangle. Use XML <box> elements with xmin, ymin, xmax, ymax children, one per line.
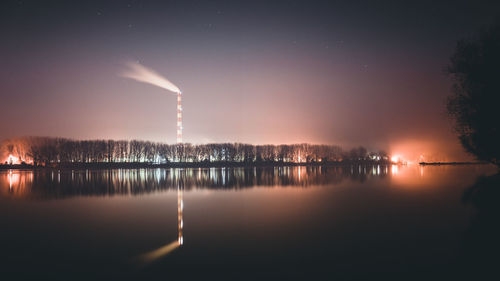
<box><xmin>120</xmin><ymin>61</ymin><xmax>181</xmax><ymax>94</ymax></box>
<box><xmin>121</xmin><ymin>61</ymin><xmax>184</xmax><ymax>143</ymax></box>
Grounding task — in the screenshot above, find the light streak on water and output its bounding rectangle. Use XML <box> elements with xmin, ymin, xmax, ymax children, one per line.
<box><xmin>134</xmin><ymin>185</ymin><xmax>184</xmax><ymax>267</ymax></box>
<box><xmin>135</xmin><ymin>241</ymin><xmax>180</xmax><ymax>266</ymax></box>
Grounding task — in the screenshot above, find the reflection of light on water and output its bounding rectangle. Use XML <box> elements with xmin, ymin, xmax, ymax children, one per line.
<box><xmin>391</xmin><ymin>165</ymin><xmax>399</xmax><ymax>175</ymax></box>
<box><xmin>9</xmin><ymin>170</ymin><xmax>12</xmax><ymax>189</ymax></box>
<box><xmin>135</xmin><ymin>241</ymin><xmax>180</xmax><ymax>266</ymax></box>
<box><xmin>386</xmin><ymin>164</ymin><xmax>493</xmax><ymax>189</ymax></box>
<box><xmin>178</xmin><ymin>186</ymin><xmax>183</xmax><ymax>246</ymax></box>
<box><xmin>8</xmin><ymin>170</ymin><xmax>20</xmax><ymax>190</ymax></box>
<box><xmin>5</xmin><ymin>166</ymin><xmax>461</xmax><ymax>199</ymax></box>
<box><xmin>134</xmin><ymin>186</ymin><xmax>184</xmax><ymax>267</ymax></box>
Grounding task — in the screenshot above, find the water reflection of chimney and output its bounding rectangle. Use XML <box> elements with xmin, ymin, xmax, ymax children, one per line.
<box><xmin>178</xmin><ymin>185</ymin><xmax>184</xmax><ymax>246</ymax></box>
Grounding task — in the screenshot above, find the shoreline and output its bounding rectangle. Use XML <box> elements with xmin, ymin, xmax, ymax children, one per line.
<box><xmin>0</xmin><ymin>161</ymin><xmax>393</xmax><ymax>170</ymax></box>
<box><xmin>1</xmin><ymin>161</ymin><xmax>491</xmax><ymax>170</ymax></box>
<box><xmin>418</xmin><ymin>162</ymin><xmax>489</xmax><ymax>166</ymax></box>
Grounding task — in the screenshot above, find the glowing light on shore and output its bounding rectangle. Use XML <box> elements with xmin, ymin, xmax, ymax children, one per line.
<box><xmin>6</xmin><ymin>154</ymin><xmax>19</xmax><ymax>165</ymax></box>
<box><xmin>391</xmin><ymin>155</ymin><xmax>400</xmax><ymax>163</ymax></box>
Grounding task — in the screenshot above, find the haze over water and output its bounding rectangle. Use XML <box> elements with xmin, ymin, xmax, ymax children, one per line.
<box><xmin>0</xmin><ymin>165</ymin><xmax>496</xmax><ymax>280</ymax></box>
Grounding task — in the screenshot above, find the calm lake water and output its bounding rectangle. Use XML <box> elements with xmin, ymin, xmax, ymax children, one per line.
<box><xmin>0</xmin><ymin>165</ymin><xmax>498</xmax><ymax>280</ymax></box>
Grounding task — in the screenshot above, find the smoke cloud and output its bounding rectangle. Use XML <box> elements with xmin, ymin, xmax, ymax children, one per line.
<box><xmin>120</xmin><ymin>61</ymin><xmax>181</xmax><ymax>94</ymax></box>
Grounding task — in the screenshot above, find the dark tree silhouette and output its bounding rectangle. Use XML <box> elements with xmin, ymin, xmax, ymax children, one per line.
<box><xmin>0</xmin><ymin>136</ymin><xmax>391</xmax><ymax>166</ymax></box>
<box><xmin>447</xmin><ymin>22</ymin><xmax>500</xmax><ymax>166</ymax></box>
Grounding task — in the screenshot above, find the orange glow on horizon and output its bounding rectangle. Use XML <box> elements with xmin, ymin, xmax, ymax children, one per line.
<box><xmin>6</xmin><ymin>154</ymin><xmax>19</xmax><ymax>165</ymax></box>
<box><xmin>391</xmin><ymin>155</ymin><xmax>400</xmax><ymax>163</ymax></box>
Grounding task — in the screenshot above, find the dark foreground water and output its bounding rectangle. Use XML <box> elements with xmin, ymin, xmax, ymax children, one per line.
<box><xmin>0</xmin><ymin>165</ymin><xmax>499</xmax><ymax>280</ymax></box>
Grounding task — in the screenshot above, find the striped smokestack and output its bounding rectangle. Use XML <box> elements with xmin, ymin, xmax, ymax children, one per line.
<box><xmin>177</xmin><ymin>92</ymin><xmax>182</xmax><ymax>144</ymax></box>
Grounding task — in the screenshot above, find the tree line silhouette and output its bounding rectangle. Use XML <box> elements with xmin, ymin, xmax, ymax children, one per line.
<box><xmin>1</xmin><ymin>137</ymin><xmax>390</xmax><ymax>167</ymax></box>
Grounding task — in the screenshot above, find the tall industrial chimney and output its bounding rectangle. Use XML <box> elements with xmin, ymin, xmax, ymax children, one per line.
<box><xmin>177</xmin><ymin>92</ymin><xmax>183</xmax><ymax>143</ymax></box>
<box><xmin>121</xmin><ymin>62</ymin><xmax>183</xmax><ymax>144</ymax></box>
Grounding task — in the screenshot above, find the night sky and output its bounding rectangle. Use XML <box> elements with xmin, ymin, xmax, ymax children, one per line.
<box><xmin>1</xmin><ymin>0</ymin><xmax>499</xmax><ymax>161</ymax></box>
